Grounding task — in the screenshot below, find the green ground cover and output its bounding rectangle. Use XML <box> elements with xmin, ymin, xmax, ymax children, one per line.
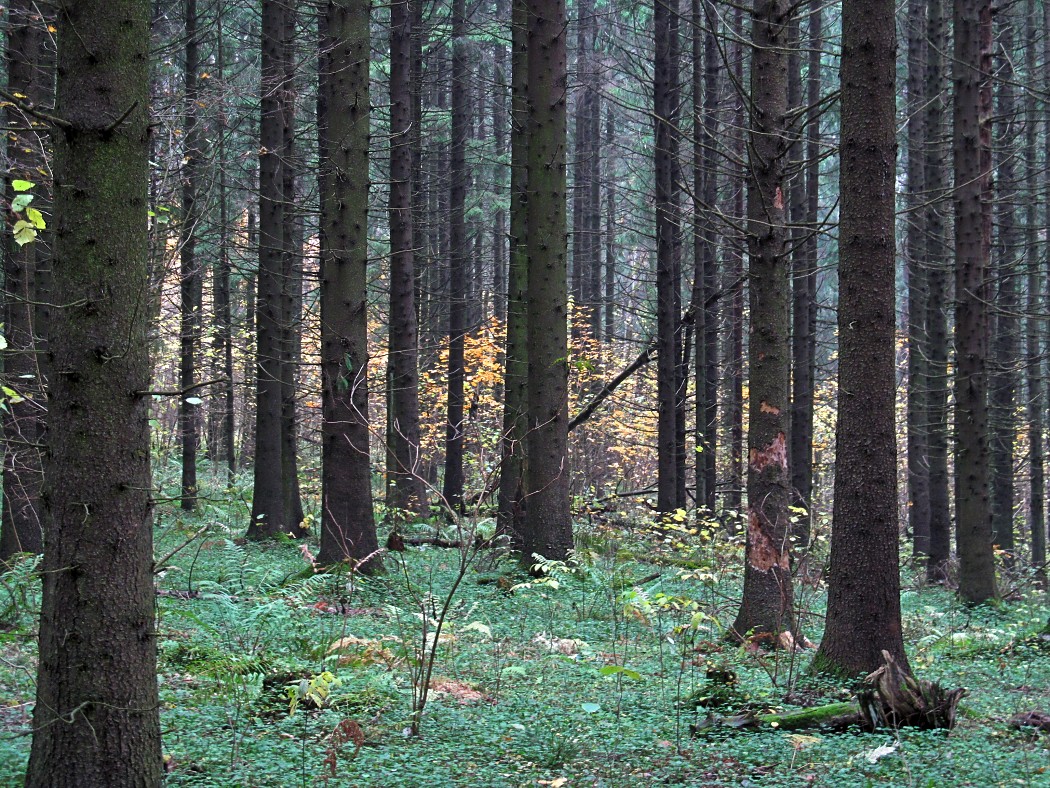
<box><xmin>1</xmin><ymin>488</ymin><xmax>1048</xmax><ymax>787</ymax></box>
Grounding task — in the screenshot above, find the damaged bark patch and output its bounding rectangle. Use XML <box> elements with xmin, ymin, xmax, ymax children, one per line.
<box><xmin>749</xmin><ymin>431</ymin><xmax>787</xmax><ymax>473</ymax></box>
<box><xmin>760</xmin><ymin>401</ymin><xmax>780</xmax><ymax>415</ymax></box>
<box><xmin>746</xmin><ymin>509</ymin><xmax>789</xmax><ymax>571</ymax></box>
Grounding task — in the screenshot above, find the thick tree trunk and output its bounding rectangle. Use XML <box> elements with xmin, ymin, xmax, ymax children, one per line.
<box><xmin>730</xmin><ymin>0</ymin><xmax>797</xmax><ymax>641</ymax></box>
<box><xmin>26</xmin><ymin>0</ymin><xmax>162</xmax><ymax>782</ymax></box>
<box><xmin>952</xmin><ymin>0</ymin><xmax>998</xmax><ymax>603</ymax></box>
<box><xmin>317</xmin><ymin>0</ymin><xmax>380</xmax><ymax>569</ymax></box>
<box><xmin>523</xmin><ymin>0</ymin><xmax>573</xmax><ymax>564</ymax></box>
<box><xmin>814</xmin><ymin>0</ymin><xmax>908</xmax><ymax>677</ymax></box>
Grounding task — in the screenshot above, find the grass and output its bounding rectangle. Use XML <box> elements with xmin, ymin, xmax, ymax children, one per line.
<box><xmin>1</xmin><ymin>479</ymin><xmax>1048</xmax><ymax>787</ymax></box>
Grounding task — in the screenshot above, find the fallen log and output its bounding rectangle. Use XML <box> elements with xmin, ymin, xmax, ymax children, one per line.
<box><xmin>695</xmin><ymin>650</ymin><xmax>965</xmax><ymax>735</ymax></box>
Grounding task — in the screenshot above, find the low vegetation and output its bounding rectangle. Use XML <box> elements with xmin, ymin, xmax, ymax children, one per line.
<box><xmin>2</xmin><ymin>475</ymin><xmax>1047</xmax><ymax>787</ymax></box>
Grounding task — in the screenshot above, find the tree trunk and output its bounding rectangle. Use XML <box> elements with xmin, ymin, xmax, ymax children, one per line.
<box><xmin>250</xmin><ymin>0</ymin><xmax>294</xmax><ymax>537</ymax></box>
<box><xmin>497</xmin><ymin>0</ymin><xmax>529</xmax><ymax>548</ymax></box>
<box><xmin>317</xmin><ymin>0</ymin><xmax>380</xmax><ymax>569</ymax></box>
<box><xmin>180</xmin><ymin>0</ymin><xmax>202</xmax><ymax>510</ymax></box>
<box><xmin>523</xmin><ymin>0</ymin><xmax>573</xmax><ymax>564</ymax></box>
<box><xmin>814</xmin><ymin>0</ymin><xmax>908</xmax><ymax>677</ymax></box>
<box><xmin>654</xmin><ymin>0</ymin><xmax>682</xmax><ymax>513</ymax></box>
<box><xmin>26</xmin><ymin>0</ymin><xmax>162</xmax><ymax>782</ymax></box>
<box><xmin>952</xmin><ymin>0</ymin><xmax>998</xmax><ymax>603</ymax></box>
<box><xmin>905</xmin><ymin>0</ymin><xmax>930</xmax><ymax>560</ymax></box>
<box><xmin>1</xmin><ymin>0</ymin><xmax>51</xmax><ymax>560</ymax></box>
<box><xmin>730</xmin><ymin>0</ymin><xmax>797</xmax><ymax>641</ymax></box>
<box><xmin>924</xmin><ymin>0</ymin><xmax>952</xmax><ymax>581</ymax></box>
<box><xmin>988</xmin><ymin>7</ymin><xmax>1019</xmax><ymax>562</ymax></box>
<box><xmin>444</xmin><ymin>0</ymin><xmax>469</xmax><ymax>515</ymax></box>
<box><xmin>386</xmin><ymin>0</ymin><xmax>426</xmax><ymax>517</ymax></box>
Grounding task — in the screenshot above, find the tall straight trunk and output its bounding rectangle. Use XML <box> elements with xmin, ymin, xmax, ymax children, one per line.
<box><xmin>1</xmin><ymin>0</ymin><xmax>51</xmax><ymax>559</ymax></box>
<box><xmin>240</xmin><ymin>214</ymin><xmax>258</xmax><ymax>470</ymax></box>
<box><xmin>1031</xmin><ymin>0</ymin><xmax>1048</xmax><ymax>577</ymax></box>
<box><xmin>952</xmin><ymin>0</ymin><xmax>998</xmax><ymax>603</ymax></box>
<box><xmin>444</xmin><ymin>0</ymin><xmax>469</xmax><ymax>514</ymax></box>
<box><xmin>585</xmin><ymin>36</ymin><xmax>602</xmax><ymax>339</ymax></box>
<box><xmin>725</xmin><ymin>3</ymin><xmax>746</xmax><ymax>516</ymax></box>
<box><xmin>250</xmin><ymin>0</ymin><xmax>295</xmax><ymax>537</ymax></box>
<box><xmin>492</xmin><ymin>22</ymin><xmax>508</xmax><ymax>326</ymax></box>
<box><xmin>26</xmin><ymin>0</ymin><xmax>162</xmax><ymax>782</ymax></box>
<box><xmin>989</xmin><ymin>8</ymin><xmax>1019</xmax><ymax>561</ymax></box>
<box><xmin>789</xmin><ymin>0</ymin><xmax>820</xmax><ymax>545</ymax></box>
<box><xmin>523</xmin><ymin>0</ymin><xmax>573</xmax><ymax>563</ymax></box>
<box><xmin>387</xmin><ymin>0</ymin><xmax>425</xmax><ymax>516</ymax></box>
<box><xmin>180</xmin><ymin>0</ymin><xmax>202</xmax><ymax>510</ymax></box>
<box><xmin>280</xmin><ymin>4</ymin><xmax>305</xmax><ymax>531</ymax></box>
<box><xmin>654</xmin><ymin>0</ymin><xmax>682</xmax><ymax>513</ymax></box>
<box><xmin>496</xmin><ymin>0</ymin><xmax>529</xmax><ymax>546</ymax></box>
<box><xmin>925</xmin><ymin>0</ymin><xmax>952</xmax><ymax>579</ymax></box>
<box><xmin>731</xmin><ymin>0</ymin><xmax>797</xmax><ymax>640</ymax></box>
<box><xmin>570</xmin><ymin>0</ymin><xmax>592</xmax><ymax>324</ymax></box>
<box><xmin>604</xmin><ymin>106</ymin><xmax>616</xmax><ymax>340</ymax></box>
<box><xmin>905</xmin><ymin>0</ymin><xmax>930</xmax><ymax>559</ymax></box>
<box><xmin>318</xmin><ymin>0</ymin><xmax>380</xmax><ymax>568</ymax></box>
<box><xmin>694</xmin><ymin>0</ymin><xmax>719</xmax><ymax>514</ymax></box>
<box><xmin>814</xmin><ymin>0</ymin><xmax>908</xmax><ymax>677</ymax></box>
<box><xmin>213</xmin><ymin>13</ymin><xmax>237</xmax><ymax>478</ymax></box>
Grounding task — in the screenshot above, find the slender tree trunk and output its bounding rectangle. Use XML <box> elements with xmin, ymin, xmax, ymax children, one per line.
<box><xmin>952</xmin><ymin>0</ymin><xmax>998</xmax><ymax>603</ymax></box>
<box><xmin>654</xmin><ymin>0</ymin><xmax>682</xmax><ymax>513</ymax></box>
<box><xmin>497</xmin><ymin>0</ymin><xmax>529</xmax><ymax>546</ymax></box>
<box><xmin>1</xmin><ymin>0</ymin><xmax>51</xmax><ymax>559</ymax></box>
<box><xmin>523</xmin><ymin>0</ymin><xmax>573</xmax><ymax>563</ymax></box>
<box><xmin>731</xmin><ymin>0</ymin><xmax>797</xmax><ymax>641</ymax></box>
<box><xmin>444</xmin><ymin>0</ymin><xmax>469</xmax><ymax>515</ymax></box>
<box><xmin>26</xmin><ymin>0</ymin><xmax>162</xmax><ymax>782</ymax></box>
<box><xmin>789</xmin><ymin>0</ymin><xmax>820</xmax><ymax>546</ymax></box>
<box><xmin>387</xmin><ymin>0</ymin><xmax>426</xmax><ymax>517</ymax></box>
<box><xmin>604</xmin><ymin>106</ymin><xmax>616</xmax><ymax>341</ymax></box>
<box><xmin>905</xmin><ymin>0</ymin><xmax>930</xmax><ymax>560</ymax></box>
<box><xmin>925</xmin><ymin>0</ymin><xmax>952</xmax><ymax>580</ymax></box>
<box><xmin>180</xmin><ymin>0</ymin><xmax>202</xmax><ymax>510</ymax></box>
<box><xmin>1030</xmin><ymin>0</ymin><xmax>1048</xmax><ymax>579</ymax></box>
<box><xmin>693</xmin><ymin>0</ymin><xmax>720</xmax><ymax>515</ymax></box>
<box><xmin>317</xmin><ymin>0</ymin><xmax>380</xmax><ymax>568</ymax></box>
<box><xmin>280</xmin><ymin>4</ymin><xmax>305</xmax><ymax>531</ymax></box>
<box><xmin>814</xmin><ymin>0</ymin><xmax>908</xmax><ymax>677</ymax></box>
<box><xmin>250</xmin><ymin>0</ymin><xmax>293</xmax><ymax>537</ymax></box>
<box><xmin>725</xmin><ymin>3</ymin><xmax>746</xmax><ymax>517</ymax></box>
<box><xmin>989</xmin><ymin>7</ymin><xmax>1019</xmax><ymax>562</ymax></box>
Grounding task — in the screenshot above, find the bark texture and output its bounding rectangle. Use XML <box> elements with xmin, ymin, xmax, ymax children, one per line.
<box><xmin>26</xmin><ymin>0</ymin><xmax>162</xmax><ymax>782</ymax></box>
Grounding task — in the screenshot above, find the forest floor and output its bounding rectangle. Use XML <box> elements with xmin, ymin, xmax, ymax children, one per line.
<box><xmin>1</xmin><ymin>478</ymin><xmax>1049</xmax><ymax>786</ymax></box>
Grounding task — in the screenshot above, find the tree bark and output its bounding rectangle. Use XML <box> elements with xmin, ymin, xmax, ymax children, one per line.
<box><xmin>814</xmin><ymin>0</ymin><xmax>908</xmax><ymax>677</ymax></box>
<box><xmin>523</xmin><ymin>0</ymin><xmax>573</xmax><ymax>564</ymax></box>
<box><xmin>26</xmin><ymin>0</ymin><xmax>162</xmax><ymax>782</ymax></box>
<box><xmin>952</xmin><ymin>0</ymin><xmax>998</xmax><ymax>603</ymax></box>
<box><xmin>386</xmin><ymin>0</ymin><xmax>426</xmax><ymax>517</ymax></box>
<box><xmin>730</xmin><ymin>0</ymin><xmax>797</xmax><ymax>641</ymax></box>
<box><xmin>317</xmin><ymin>0</ymin><xmax>380</xmax><ymax>569</ymax></box>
